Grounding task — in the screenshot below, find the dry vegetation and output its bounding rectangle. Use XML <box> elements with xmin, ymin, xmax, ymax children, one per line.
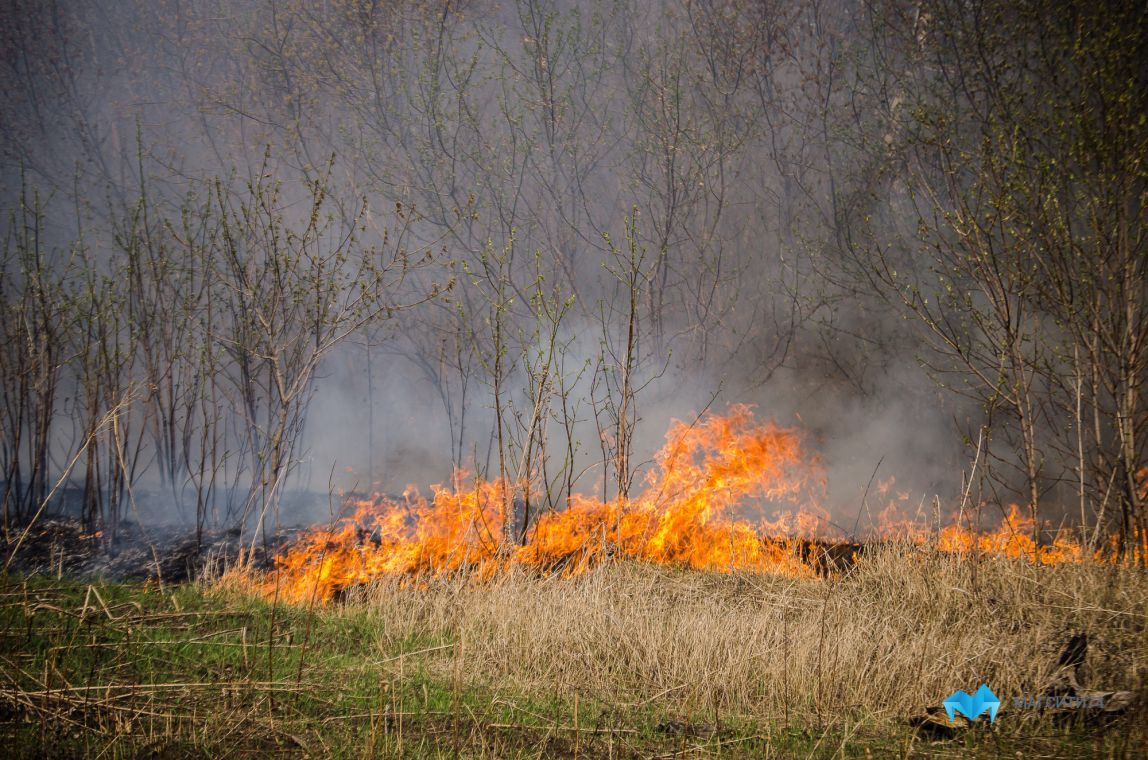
<box><xmin>3</xmin><ymin>547</ymin><xmax>1146</xmax><ymax>758</ymax></box>
<box><xmin>345</xmin><ymin>547</ymin><xmax>1148</xmax><ymax>725</ymax></box>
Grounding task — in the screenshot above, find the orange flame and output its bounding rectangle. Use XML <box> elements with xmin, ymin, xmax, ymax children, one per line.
<box><xmin>225</xmin><ymin>406</ymin><xmax>1126</xmax><ymax>604</ymax></box>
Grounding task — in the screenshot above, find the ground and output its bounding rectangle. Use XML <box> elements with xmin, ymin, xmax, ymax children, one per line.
<box><xmin>1</xmin><ymin>547</ymin><xmax>1145</xmax><ymax>758</ymax></box>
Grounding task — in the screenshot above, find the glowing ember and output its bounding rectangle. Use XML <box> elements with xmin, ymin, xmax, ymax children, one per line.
<box><xmin>226</xmin><ymin>406</ymin><xmax>1120</xmax><ymax>604</ymax></box>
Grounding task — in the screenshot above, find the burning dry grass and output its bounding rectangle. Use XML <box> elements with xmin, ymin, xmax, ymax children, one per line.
<box><xmin>238</xmin><ymin>406</ymin><xmax>830</xmax><ymax>604</ymax></box>
<box><xmin>235</xmin><ymin>407</ymin><xmax>1127</xmax><ymax>606</ymax></box>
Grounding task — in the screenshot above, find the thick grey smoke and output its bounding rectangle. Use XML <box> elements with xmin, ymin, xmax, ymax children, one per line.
<box><xmin>1</xmin><ymin>0</ymin><xmax>1022</xmax><ymax>536</ymax></box>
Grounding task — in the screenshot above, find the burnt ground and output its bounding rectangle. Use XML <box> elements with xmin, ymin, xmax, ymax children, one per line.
<box><xmin>2</xmin><ymin>517</ymin><xmax>295</xmax><ymax>583</ymax></box>
<box><xmin>4</xmin><ymin>513</ymin><xmax>868</xmax><ymax>585</ymax></box>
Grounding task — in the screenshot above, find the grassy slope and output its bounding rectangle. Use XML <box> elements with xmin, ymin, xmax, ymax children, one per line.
<box><xmin>1</xmin><ymin>547</ymin><xmax>1146</xmax><ymax>758</ymax></box>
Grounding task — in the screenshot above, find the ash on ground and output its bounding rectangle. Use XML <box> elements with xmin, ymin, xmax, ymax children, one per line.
<box><xmin>4</xmin><ymin>518</ymin><xmax>296</xmax><ymax>583</ymax></box>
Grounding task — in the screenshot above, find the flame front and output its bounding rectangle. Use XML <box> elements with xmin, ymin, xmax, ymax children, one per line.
<box><xmin>244</xmin><ymin>406</ymin><xmax>826</xmax><ymax>602</ymax></box>
<box><xmin>230</xmin><ymin>406</ymin><xmax>1121</xmax><ymax>604</ymax></box>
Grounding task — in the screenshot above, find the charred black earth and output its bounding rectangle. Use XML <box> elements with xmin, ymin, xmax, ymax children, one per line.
<box><xmin>4</xmin><ymin>518</ymin><xmax>294</xmax><ymax>583</ymax></box>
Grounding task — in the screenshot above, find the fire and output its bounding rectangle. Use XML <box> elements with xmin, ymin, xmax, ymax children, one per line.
<box><xmin>238</xmin><ymin>406</ymin><xmax>825</xmax><ymax>602</ymax></box>
<box><xmin>225</xmin><ymin>406</ymin><xmax>1119</xmax><ymax>604</ymax></box>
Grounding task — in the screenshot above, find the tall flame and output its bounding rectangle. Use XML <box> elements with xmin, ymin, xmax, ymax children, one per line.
<box><xmin>227</xmin><ymin>406</ymin><xmax>1125</xmax><ymax>604</ymax></box>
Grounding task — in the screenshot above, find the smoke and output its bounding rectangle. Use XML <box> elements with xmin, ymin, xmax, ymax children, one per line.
<box><xmin>0</xmin><ymin>0</ymin><xmax>992</xmax><ymax>532</ymax></box>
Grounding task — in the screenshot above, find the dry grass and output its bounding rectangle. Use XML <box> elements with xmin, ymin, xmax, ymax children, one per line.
<box><xmin>347</xmin><ymin>543</ymin><xmax>1148</xmax><ymax>731</ymax></box>
<box><xmin>2</xmin><ymin>545</ymin><xmax>1146</xmax><ymax>757</ymax></box>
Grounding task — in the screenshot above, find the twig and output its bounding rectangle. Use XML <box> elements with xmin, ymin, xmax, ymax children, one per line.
<box><xmin>851</xmin><ymin>456</ymin><xmax>885</xmax><ymax>540</ymax></box>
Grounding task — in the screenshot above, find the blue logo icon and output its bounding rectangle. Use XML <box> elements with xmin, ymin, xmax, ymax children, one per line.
<box><xmin>943</xmin><ymin>684</ymin><xmax>1000</xmax><ymax>723</ymax></box>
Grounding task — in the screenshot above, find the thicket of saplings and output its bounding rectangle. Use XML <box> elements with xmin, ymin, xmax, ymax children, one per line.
<box><xmin>3</xmin><ymin>155</ymin><xmax>1146</xmax><ymax>569</ymax></box>
<box><xmin>1</xmin><ymin>151</ymin><xmax>684</xmax><ymax>572</ymax></box>
<box><xmin>1</xmin><ymin>162</ymin><xmax>446</xmax><ymax>553</ymax></box>
<box><xmin>3</xmin><ymin>0</ymin><xmax>1146</xmax><ymax>568</ymax></box>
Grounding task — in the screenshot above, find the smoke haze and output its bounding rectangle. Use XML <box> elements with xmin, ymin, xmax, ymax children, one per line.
<box><xmin>5</xmin><ymin>0</ymin><xmax>1138</xmax><ymax>540</ymax></box>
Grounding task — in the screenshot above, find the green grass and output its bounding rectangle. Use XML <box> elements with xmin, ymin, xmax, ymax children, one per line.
<box><xmin>0</xmin><ymin>566</ymin><xmax>1144</xmax><ymax>758</ymax></box>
